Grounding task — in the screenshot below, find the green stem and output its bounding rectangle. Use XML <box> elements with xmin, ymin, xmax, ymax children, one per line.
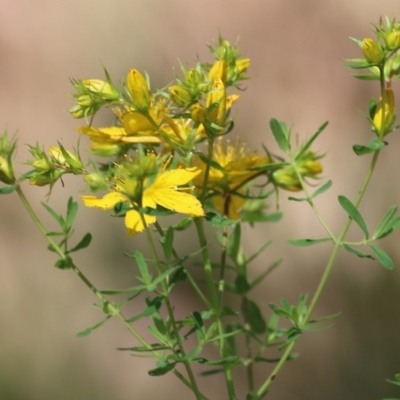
<box><xmin>194</xmin><ymin>217</ymin><xmax>236</xmax><ymax>399</ymax></box>
<box><xmin>141</xmin><ymin>215</ymin><xmax>203</xmax><ymax>400</ymax></box>
<box><xmin>16</xmin><ymin>185</ymin><xmax>206</xmax><ymax>396</ymax></box>
<box><xmin>154</xmin><ymin>222</ymin><xmax>212</xmax><ymax>309</ymax></box>
<box><xmin>256</xmin><ymin>146</ymin><xmax>382</xmax><ymax>399</ymax></box>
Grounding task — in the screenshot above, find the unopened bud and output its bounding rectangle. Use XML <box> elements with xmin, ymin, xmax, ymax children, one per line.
<box><xmin>208</xmin><ymin>60</ymin><xmax>227</xmax><ymax>83</ymax></box>
<box><xmin>126</xmin><ymin>69</ymin><xmax>150</xmax><ymax>110</ymax></box>
<box><xmin>168</xmin><ymin>85</ymin><xmax>192</xmax><ymax>107</ymax></box>
<box><xmin>386</xmin><ymin>31</ymin><xmax>400</xmax><ymax>50</ymax></box>
<box><xmin>190</xmin><ymin>103</ymin><xmax>207</xmax><ymax>123</ymax></box>
<box><xmin>361</xmin><ymin>38</ymin><xmax>384</xmax><ymax>64</ymax></box>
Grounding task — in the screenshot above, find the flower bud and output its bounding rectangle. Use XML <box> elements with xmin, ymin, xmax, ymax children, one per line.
<box><xmin>184</xmin><ymin>69</ymin><xmax>202</xmax><ymax>88</ymax></box>
<box><xmin>89</xmin><ymin>142</ymin><xmax>125</xmax><ymax>156</ymax></box>
<box><xmin>82</xmin><ymin>79</ymin><xmax>119</xmax><ymax>99</ymax></box>
<box><xmin>235</xmin><ymin>58</ymin><xmax>250</xmax><ymax>77</ymax></box>
<box><xmin>84</xmin><ymin>172</ymin><xmax>108</xmax><ymax>191</ymax></box>
<box><xmin>168</xmin><ymin>85</ymin><xmax>192</xmax><ymax>107</ymax></box>
<box><xmin>0</xmin><ymin>156</ymin><xmax>14</xmax><ymax>184</ymax></box>
<box><xmin>190</xmin><ymin>103</ymin><xmax>207</xmax><ymax>123</ymax></box>
<box><xmin>208</xmin><ymin>59</ymin><xmax>227</xmax><ymax>83</ymax></box>
<box><xmin>49</xmin><ymin>146</ymin><xmax>83</xmax><ymax>169</ymax></box>
<box><xmin>386</xmin><ymin>31</ymin><xmax>400</xmax><ymax>50</ymax></box>
<box><xmin>373</xmin><ymin>88</ymin><xmax>395</xmax><ymax>135</ymax></box>
<box><xmin>126</xmin><ymin>69</ymin><xmax>151</xmax><ymax>110</ymax></box>
<box><xmin>272</xmin><ymin>168</ymin><xmax>302</xmax><ymax>192</ymax></box>
<box><xmin>32</xmin><ymin>158</ymin><xmax>52</xmax><ymax>172</ymax></box>
<box><xmin>361</xmin><ymin>38</ymin><xmax>384</xmax><ymax>64</ymax></box>
<box><xmin>206</xmin><ymin>79</ymin><xmax>226</xmax><ymax>126</ymax></box>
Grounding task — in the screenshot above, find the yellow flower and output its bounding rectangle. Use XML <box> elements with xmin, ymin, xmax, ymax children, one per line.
<box><xmin>196</xmin><ymin>138</ymin><xmax>269</xmax><ymax>218</ymax></box>
<box><xmin>82</xmin><ymin>168</ymin><xmax>204</xmax><ymax>235</ymax></box>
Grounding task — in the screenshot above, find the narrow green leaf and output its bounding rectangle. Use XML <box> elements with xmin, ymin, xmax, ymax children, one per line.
<box><xmin>196</xmin><ymin>151</ymin><xmax>224</xmax><ymax>171</ymax></box>
<box><xmin>197</xmin><ymin>356</ymin><xmax>237</xmax><ymax>366</ymax></box>
<box><xmin>342</xmin><ymin>244</ymin><xmax>374</xmax><ymax>259</ymax></box>
<box><xmin>244</xmin><ymin>299</ymin><xmax>267</xmax><ymax>334</ymax></box>
<box><xmin>76</xmin><ymin>316</ymin><xmax>111</xmax><ymax>337</ymax></box>
<box><xmin>172</xmin><ymin>217</ymin><xmax>192</xmax><ymax>231</ymax></box>
<box><xmin>368</xmin><ymin>244</ymin><xmax>394</xmax><ymax>270</ymax></box>
<box><xmin>227</xmin><ymin>224</ymin><xmax>241</xmax><ymax>262</ymax></box>
<box><xmin>295</xmin><ymin>121</ymin><xmax>328</xmax><ymax>161</ymax></box>
<box><xmin>160</xmin><ymin>227</ymin><xmax>174</xmax><ymax>261</ymax></box>
<box><xmin>205</xmin><ymin>212</ymin><xmax>237</xmax><ymax>227</ymax></box>
<box><xmin>338</xmin><ymin>195</ymin><xmax>369</xmax><ymax>238</ymax></box>
<box><xmin>0</xmin><ymin>185</ymin><xmax>16</xmax><ymax>194</ymax></box>
<box><xmin>353</xmin><ymin>138</ymin><xmax>387</xmax><ymax>156</ymax></box>
<box><xmin>66</xmin><ymin>197</ymin><xmax>78</xmax><ymax>228</ymax></box>
<box><xmin>373</xmin><ymin>206</ymin><xmax>399</xmax><ymax>239</ymax></box>
<box><xmin>134</xmin><ymin>250</ymin><xmax>151</xmax><ymax>283</ymax></box>
<box><xmin>311</xmin><ymin>180</ymin><xmax>332</xmax><ymax>199</ymax></box>
<box><xmin>148</xmin><ymin>361</ymin><xmax>176</xmax><ymax>376</ymax></box>
<box><xmin>42</xmin><ymin>202</ymin><xmax>64</xmax><ymax>226</ymax></box>
<box><xmin>68</xmin><ymin>233</ymin><xmax>92</xmax><ymax>253</ymax></box>
<box><xmin>288</xmin><ymin>238</ymin><xmax>332</xmax><ymax>247</ymax></box>
<box><xmin>270</xmin><ymin>118</ymin><xmax>290</xmax><ymax>154</ymax></box>
<box><xmin>248</xmin><ymin>161</ymin><xmax>289</xmax><ymax>171</ymax></box>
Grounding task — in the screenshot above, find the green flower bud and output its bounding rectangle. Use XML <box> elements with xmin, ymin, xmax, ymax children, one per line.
<box><xmin>361</xmin><ymin>38</ymin><xmax>384</xmax><ymax>64</ymax></box>
<box><xmin>84</xmin><ymin>172</ymin><xmax>108</xmax><ymax>191</ymax></box>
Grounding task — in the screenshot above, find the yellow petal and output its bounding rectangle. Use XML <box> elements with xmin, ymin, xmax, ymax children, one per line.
<box><xmin>125</xmin><ymin>209</ymin><xmax>156</xmax><ymax>235</ymax></box>
<box><xmin>147</xmin><ymin>189</ymin><xmax>204</xmax><ymax>217</ymax></box>
<box><xmin>151</xmin><ymin>168</ymin><xmax>201</xmax><ymax>189</ymax></box>
<box><xmin>81</xmin><ymin>192</ymin><xmax>125</xmax><ymax>210</ymax></box>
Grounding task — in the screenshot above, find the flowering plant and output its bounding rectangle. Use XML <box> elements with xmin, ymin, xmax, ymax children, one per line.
<box><xmin>2</xmin><ymin>16</ymin><xmax>400</xmax><ymax>399</ymax></box>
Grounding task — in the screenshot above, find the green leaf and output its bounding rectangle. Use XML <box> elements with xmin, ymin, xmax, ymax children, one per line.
<box><xmin>160</xmin><ymin>227</ymin><xmax>174</xmax><ymax>261</ymax></box>
<box><xmin>373</xmin><ymin>206</ymin><xmax>400</xmax><ymax>239</ymax></box>
<box><xmin>295</xmin><ymin>121</ymin><xmax>328</xmax><ymax>161</ymax></box>
<box><xmin>68</xmin><ymin>233</ymin><xmax>92</xmax><ymax>253</ymax></box>
<box><xmin>133</xmin><ymin>250</ymin><xmax>151</xmax><ymax>283</ymax></box>
<box><xmin>172</xmin><ymin>217</ymin><xmax>192</xmax><ymax>231</ymax></box>
<box><xmin>244</xmin><ymin>299</ymin><xmax>266</xmax><ymax>334</ymax></box>
<box><xmin>353</xmin><ymin>138</ymin><xmax>387</xmax><ymax>156</ymax></box>
<box><xmin>288</xmin><ymin>238</ymin><xmax>332</xmax><ymax>246</ymax></box>
<box><xmin>342</xmin><ymin>244</ymin><xmax>374</xmax><ymax>259</ymax></box>
<box><xmin>368</xmin><ymin>244</ymin><xmax>394</xmax><ymax>270</ymax></box>
<box><xmin>338</xmin><ymin>195</ymin><xmax>369</xmax><ymax>238</ymax></box>
<box><xmin>227</xmin><ymin>224</ymin><xmax>241</xmax><ymax>262</ymax></box>
<box><xmin>168</xmin><ymin>267</ymin><xmax>187</xmax><ymax>287</ymax></box>
<box><xmin>54</xmin><ymin>257</ymin><xmax>72</xmax><ymax>269</ymax></box>
<box><xmin>248</xmin><ymin>161</ymin><xmax>289</xmax><ymax>171</ymax></box>
<box><xmin>270</xmin><ymin>118</ymin><xmax>290</xmax><ymax>154</ymax></box>
<box><xmin>205</xmin><ymin>212</ymin><xmax>237</xmax><ymax>227</ymax></box>
<box><xmin>66</xmin><ymin>197</ymin><xmax>78</xmax><ymax>228</ymax></box>
<box><xmin>311</xmin><ymin>180</ymin><xmax>332</xmax><ymax>199</ymax></box>
<box><xmin>0</xmin><ymin>184</ymin><xmax>16</xmax><ymax>194</ymax></box>
<box><xmin>351</xmin><ymin>74</ymin><xmax>380</xmax><ymax>80</ymax></box>
<box><xmin>76</xmin><ymin>316</ymin><xmax>111</xmax><ymax>337</ymax></box>
<box><xmin>148</xmin><ymin>361</ymin><xmax>176</xmax><ymax>376</ymax></box>
<box><xmin>42</xmin><ymin>202</ymin><xmax>64</xmax><ymax>226</ymax></box>
<box><xmin>196</xmin><ymin>151</ymin><xmax>224</xmax><ymax>171</ymax></box>
<box><xmin>196</xmin><ymin>356</ymin><xmax>237</xmax><ymax>366</ymax></box>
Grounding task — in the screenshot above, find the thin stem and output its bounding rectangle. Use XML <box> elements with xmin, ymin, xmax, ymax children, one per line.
<box><xmin>256</xmin><ymin>143</ymin><xmax>382</xmax><ymax>399</ymax></box>
<box><xmin>16</xmin><ymin>185</ymin><xmax>205</xmax><ymax>396</ymax></box>
<box><xmin>154</xmin><ymin>221</ymin><xmax>211</xmax><ymax>308</ymax></box>
<box><xmin>194</xmin><ymin>217</ymin><xmax>236</xmax><ymax>399</ymax></box>
<box><xmin>141</xmin><ymin>214</ymin><xmax>203</xmax><ymax>400</ymax></box>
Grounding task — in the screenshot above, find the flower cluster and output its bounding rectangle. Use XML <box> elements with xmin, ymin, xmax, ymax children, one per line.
<box><xmin>347</xmin><ymin>17</ymin><xmax>400</xmax><ymax>137</ymax></box>
<box><xmin>22</xmin><ymin>36</ymin><xmax>323</xmax><ymax>234</ymax></box>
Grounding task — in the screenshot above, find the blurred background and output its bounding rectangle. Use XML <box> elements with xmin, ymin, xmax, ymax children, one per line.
<box><xmin>1</xmin><ymin>1</ymin><xmax>400</xmax><ymax>399</ymax></box>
